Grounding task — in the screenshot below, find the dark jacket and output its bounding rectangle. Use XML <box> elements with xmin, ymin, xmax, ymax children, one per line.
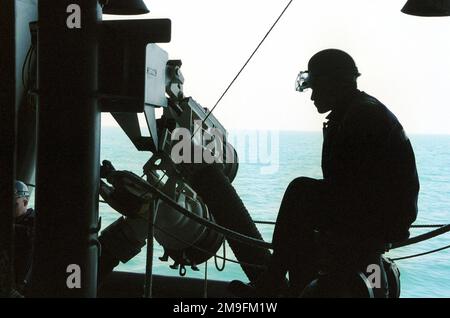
<box><xmin>14</xmin><ymin>208</ymin><xmax>36</xmax><ymax>289</ymax></box>
<box><xmin>322</xmin><ymin>90</ymin><xmax>419</xmax><ymax>245</ymax></box>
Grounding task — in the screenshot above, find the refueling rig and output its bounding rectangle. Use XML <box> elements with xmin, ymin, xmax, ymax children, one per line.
<box><xmin>1</xmin><ymin>0</ymin><xmax>271</xmax><ymax>298</ymax></box>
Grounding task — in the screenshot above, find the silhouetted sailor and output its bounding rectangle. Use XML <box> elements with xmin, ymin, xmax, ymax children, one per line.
<box><xmin>13</xmin><ymin>180</ymin><xmax>35</xmax><ymax>293</ymax></box>
<box><xmin>231</xmin><ymin>49</ymin><xmax>419</xmax><ymax>297</ymax></box>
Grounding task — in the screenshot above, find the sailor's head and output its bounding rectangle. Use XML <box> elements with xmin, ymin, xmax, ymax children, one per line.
<box><xmin>296</xmin><ymin>49</ymin><xmax>360</xmax><ymax>113</ymax></box>
<box><xmin>14</xmin><ymin>180</ymin><xmax>30</xmax><ymax>218</ymax></box>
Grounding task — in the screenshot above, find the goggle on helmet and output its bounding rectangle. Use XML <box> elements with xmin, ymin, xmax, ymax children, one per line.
<box><xmin>295</xmin><ymin>69</ymin><xmax>360</xmax><ymax>93</ymax></box>
<box><xmin>295</xmin><ymin>71</ymin><xmax>311</xmax><ymax>92</ymax></box>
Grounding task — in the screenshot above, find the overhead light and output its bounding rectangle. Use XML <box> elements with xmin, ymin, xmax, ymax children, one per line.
<box><xmin>100</xmin><ymin>0</ymin><xmax>150</xmax><ymax>15</ymax></box>
<box><xmin>401</xmin><ymin>0</ymin><xmax>450</xmax><ymax>17</ymax></box>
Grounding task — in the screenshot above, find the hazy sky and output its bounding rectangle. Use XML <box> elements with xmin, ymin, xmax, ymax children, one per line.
<box><xmin>103</xmin><ymin>0</ymin><xmax>450</xmax><ymax>134</ymax></box>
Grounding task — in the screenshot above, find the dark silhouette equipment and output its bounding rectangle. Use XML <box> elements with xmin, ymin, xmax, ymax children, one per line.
<box><xmin>402</xmin><ymin>0</ymin><xmax>450</xmax><ymax>16</ymax></box>
<box><xmin>100</xmin><ymin>0</ymin><xmax>150</xmax><ymax>15</ymax></box>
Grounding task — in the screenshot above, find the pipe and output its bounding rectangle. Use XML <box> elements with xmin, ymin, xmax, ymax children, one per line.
<box><xmin>0</xmin><ymin>0</ymin><xmax>17</xmax><ymax>297</ymax></box>
<box><xmin>144</xmin><ymin>200</ymin><xmax>155</xmax><ymax>298</ymax></box>
<box><xmin>30</xmin><ymin>0</ymin><xmax>101</xmax><ymax>297</ymax></box>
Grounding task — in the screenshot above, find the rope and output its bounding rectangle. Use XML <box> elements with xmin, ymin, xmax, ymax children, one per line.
<box><xmin>98</xmin><ymin>198</ymin><xmax>450</xmax><ymax>261</ymax></box>
<box><xmin>99</xmin><ymin>197</ymin><xmax>450</xmax><ymax>254</ymax></box>
<box><xmin>214</xmin><ymin>240</ymin><xmax>226</xmax><ymax>272</ymax></box>
<box><xmin>153</xmin><ymin>222</ymin><xmax>266</xmax><ymax>269</ymax></box>
<box><xmin>392</xmin><ymin>244</ymin><xmax>450</xmax><ymax>261</ymax></box>
<box><xmin>148</xmin><ymin>1</ymin><xmax>295</xmax><ymax>190</ymax></box>
<box><xmin>192</xmin><ymin>0</ymin><xmax>294</xmax><ymax>136</ymax></box>
<box><xmin>142</xmin><ymin>183</ymin><xmax>273</xmax><ymax>250</ymax></box>
<box><xmin>411</xmin><ymin>224</ymin><xmax>448</xmax><ymax>228</ymax></box>
<box><xmin>152</xmin><ymin>222</ymin><xmax>266</xmax><ymax>269</ymax></box>
<box><xmin>254</xmin><ymin>220</ymin><xmax>276</xmax><ymax>225</ymax></box>
<box><xmin>143</xmin><ymin>200</ymin><xmax>156</xmax><ymax>298</ymax></box>
<box><xmin>203</xmin><ymin>260</ymin><xmax>208</xmax><ymax>298</ymax></box>
<box><xmin>101</xmin><ymin>177</ymin><xmax>269</xmax><ymax>248</ymax></box>
<box><xmin>253</xmin><ymin>220</ymin><xmax>449</xmax><ymax>229</ymax></box>
<box><xmin>391</xmin><ymin>224</ymin><xmax>450</xmax><ymax>249</ymax></box>
<box><xmin>101</xmin><ymin>197</ymin><xmax>450</xmax><ymax>263</ymax></box>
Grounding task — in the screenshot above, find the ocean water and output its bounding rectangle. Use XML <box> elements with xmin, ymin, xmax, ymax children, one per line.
<box><xmin>99</xmin><ymin>127</ymin><xmax>450</xmax><ymax>298</ymax></box>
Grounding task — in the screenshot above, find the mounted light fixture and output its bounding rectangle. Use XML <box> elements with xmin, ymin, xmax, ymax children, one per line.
<box><xmin>100</xmin><ymin>0</ymin><xmax>150</xmax><ymax>15</ymax></box>
<box><xmin>401</xmin><ymin>0</ymin><xmax>450</xmax><ymax>17</ymax></box>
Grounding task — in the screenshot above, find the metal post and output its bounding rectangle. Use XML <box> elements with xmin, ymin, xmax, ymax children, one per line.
<box><xmin>144</xmin><ymin>200</ymin><xmax>155</xmax><ymax>298</ymax></box>
<box><xmin>30</xmin><ymin>0</ymin><xmax>101</xmax><ymax>297</ymax></box>
<box><xmin>0</xmin><ymin>0</ymin><xmax>17</xmax><ymax>297</ymax></box>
